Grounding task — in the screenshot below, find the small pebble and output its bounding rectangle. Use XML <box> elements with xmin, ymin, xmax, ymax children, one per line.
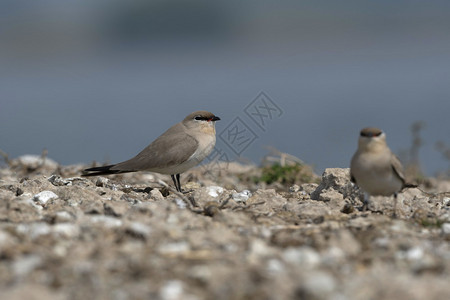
<box><xmin>289</xmin><ymin>184</ymin><xmax>300</xmax><ymax>193</ymax></box>
<box><xmin>16</xmin><ymin>187</ymin><xmax>24</xmax><ymax>196</ymax></box>
<box><xmin>48</xmin><ymin>175</ymin><xmax>71</xmax><ymax>186</ymax></box>
<box><xmin>95</xmin><ymin>177</ymin><xmax>109</xmax><ymax>187</ymax></box>
<box><xmin>443</xmin><ymin>197</ymin><xmax>450</xmax><ymax>206</ymax></box>
<box><xmin>150</xmin><ymin>188</ymin><xmax>165</xmax><ymax>201</ymax></box>
<box><xmin>232</xmin><ymin>190</ymin><xmax>252</xmax><ymax>203</ymax></box>
<box><xmin>341</xmin><ymin>203</ymin><xmax>355</xmax><ymax>214</ymax></box>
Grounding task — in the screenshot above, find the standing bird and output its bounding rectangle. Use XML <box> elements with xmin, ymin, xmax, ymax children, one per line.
<box><xmin>82</xmin><ymin>111</ymin><xmax>220</xmax><ymax>192</ymax></box>
<box><xmin>350</xmin><ymin>127</ymin><xmax>414</xmax><ymax>213</ymax></box>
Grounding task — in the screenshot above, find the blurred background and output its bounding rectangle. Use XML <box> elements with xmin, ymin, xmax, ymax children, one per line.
<box><xmin>1</xmin><ymin>0</ymin><xmax>449</xmax><ymax>177</ymax></box>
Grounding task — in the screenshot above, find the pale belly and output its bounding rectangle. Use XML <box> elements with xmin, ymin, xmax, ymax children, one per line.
<box><xmin>351</xmin><ymin>153</ymin><xmax>403</xmax><ymax>196</ymax></box>
<box><xmin>355</xmin><ymin>170</ymin><xmax>403</xmax><ymax>196</ymax></box>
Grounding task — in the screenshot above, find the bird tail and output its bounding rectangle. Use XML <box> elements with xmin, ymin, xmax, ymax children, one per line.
<box><xmin>400</xmin><ymin>182</ymin><xmax>418</xmax><ymax>192</ymax></box>
<box><xmin>82</xmin><ymin>164</ymin><xmax>130</xmax><ymax>177</ymax></box>
<box><xmin>403</xmin><ymin>183</ymin><xmax>418</xmax><ymax>188</ymax></box>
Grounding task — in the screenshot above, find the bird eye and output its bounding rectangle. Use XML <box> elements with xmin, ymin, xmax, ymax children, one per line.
<box><xmin>195</xmin><ymin>116</ymin><xmax>207</xmax><ymax>121</ymax></box>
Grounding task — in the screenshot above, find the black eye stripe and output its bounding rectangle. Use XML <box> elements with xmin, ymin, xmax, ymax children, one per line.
<box><xmin>194</xmin><ymin>115</ymin><xmax>220</xmax><ymax>121</ymax></box>
<box><xmin>360</xmin><ymin>131</ymin><xmax>382</xmax><ymax>137</ymax></box>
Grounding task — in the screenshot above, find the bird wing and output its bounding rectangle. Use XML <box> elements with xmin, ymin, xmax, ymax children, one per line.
<box><xmin>111</xmin><ymin>123</ymin><xmax>199</xmax><ymax>172</ymax></box>
<box><xmin>390</xmin><ymin>153</ymin><xmax>406</xmax><ymax>185</ymax></box>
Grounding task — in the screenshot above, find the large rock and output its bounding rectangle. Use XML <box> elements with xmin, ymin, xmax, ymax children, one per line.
<box><xmin>311</xmin><ymin>168</ymin><xmax>357</xmax><ymax>201</ymax></box>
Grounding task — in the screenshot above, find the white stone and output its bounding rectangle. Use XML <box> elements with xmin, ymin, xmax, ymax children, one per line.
<box><xmin>89</xmin><ymin>215</ymin><xmax>123</xmax><ymax>228</ymax></box>
<box><xmin>32</xmin><ymin>191</ymin><xmax>58</xmax><ymax>205</ymax></box>
<box><xmin>127</xmin><ymin>222</ymin><xmax>152</xmax><ymax>238</ymax></box>
<box><xmin>189</xmin><ymin>265</ymin><xmax>212</xmax><ymax>283</ymax></box>
<box><xmin>206</xmin><ymin>186</ymin><xmax>224</xmax><ymax>197</ymax></box>
<box><xmin>442</xmin><ymin>223</ymin><xmax>450</xmax><ymax>235</ymax></box>
<box><xmin>158</xmin><ymin>242</ymin><xmax>190</xmax><ymax>255</ymax></box>
<box><xmin>173</xmin><ymin>198</ymin><xmax>187</xmax><ymax>209</ymax></box>
<box><xmin>323</xmin><ymin>246</ymin><xmax>346</xmax><ymax>264</ymax></box>
<box><xmin>53</xmin><ymin>244</ymin><xmax>68</xmax><ymax>257</ymax></box>
<box><xmin>373</xmin><ymin>237</ymin><xmax>390</xmax><ymax>248</ymax></box>
<box><xmin>52</xmin><ymin>223</ymin><xmax>80</xmax><ymax>238</ymax></box>
<box><xmin>302</xmin><ymin>271</ymin><xmax>336</xmax><ymax>298</ymax></box>
<box><xmin>141</xmin><ymin>173</ymin><xmax>156</xmax><ymax>181</ymax></box>
<box><xmin>16</xmin><ymin>223</ymin><xmax>51</xmax><ymax>240</ymax></box>
<box><xmin>406</xmin><ymin>246</ymin><xmax>424</xmax><ymax>261</ymax></box>
<box><xmin>12</xmin><ymin>255</ymin><xmax>42</xmax><ymax>278</ymax></box>
<box><xmin>282</xmin><ymin>247</ymin><xmax>321</xmax><ymax>268</ymax></box>
<box><xmin>232</xmin><ymin>190</ymin><xmax>252</xmax><ymax>202</ymax></box>
<box><xmin>159</xmin><ymin>280</ymin><xmax>184</xmax><ymax>300</ymax></box>
<box><xmin>266</xmin><ymin>258</ymin><xmax>285</xmax><ymax>274</ymax></box>
<box><xmin>248</xmin><ymin>239</ymin><xmax>274</xmax><ymax>260</ymax></box>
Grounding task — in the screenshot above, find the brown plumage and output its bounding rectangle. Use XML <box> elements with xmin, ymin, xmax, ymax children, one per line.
<box><xmin>82</xmin><ymin>111</ymin><xmax>220</xmax><ymax>192</ymax></box>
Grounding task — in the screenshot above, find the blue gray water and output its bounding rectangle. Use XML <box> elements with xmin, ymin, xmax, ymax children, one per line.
<box><xmin>1</xmin><ymin>1</ymin><xmax>449</xmax><ymax>176</ymax></box>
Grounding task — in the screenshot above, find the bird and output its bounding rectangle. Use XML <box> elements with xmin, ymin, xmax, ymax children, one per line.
<box><xmin>350</xmin><ymin>127</ymin><xmax>415</xmax><ymax>213</ymax></box>
<box><xmin>82</xmin><ymin>110</ymin><xmax>220</xmax><ymax>192</ymax></box>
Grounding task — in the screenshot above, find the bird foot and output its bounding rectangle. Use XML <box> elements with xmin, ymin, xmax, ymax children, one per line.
<box><xmin>181</xmin><ymin>189</ymin><xmax>194</xmax><ymax>194</ymax></box>
<box><xmin>171</xmin><ymin>187</ymin><xmax>194</xmax><ymax>194</ymax></box>
<box><xmin>360</xmin><ymin>203</ymin><xmax>369</xmax><ymax>212</ymax></box>
<box><xmin>359</xmin><ymin>203</ymin><xmax>383</xmax><ymax>215</ymax></box>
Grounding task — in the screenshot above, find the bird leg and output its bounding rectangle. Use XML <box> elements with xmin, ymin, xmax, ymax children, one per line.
<box><xmin>178</xmin><ymin>173</ymin><xmax>195</xmax><ymax>194</ymax></box>
<box><xmin>171</xmin><ymin>174</ymin><xmax>181</xmax><ymax>192</ymax></box>
<box><xmin>170</xmin><ymin>174</ymin><xmax>177</xmax><ymax>191</ymax></box>
<box><xmin>175</xmin><ymin>174</ymin><xmax>182</xmax><ymax>192</ymax></box>
<box><xmin>361</xmin><ymin>192</ymin><xmax>370</xmax><ymax>211</ymax></box>
<box><xmin>170</xmin><ymin>174</ymin><xmax>192</xmax><ymax>194</ymax></box>
<box><xmin>393</xmin><ymin>193</ymin><xmax>398</xmax><ymax>218</ymax></box>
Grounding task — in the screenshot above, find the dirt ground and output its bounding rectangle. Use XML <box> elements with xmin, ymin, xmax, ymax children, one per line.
<box><xmin>0</xmin><ymin>155</ymin><xmax>449</xmax><ymax>300</ymax></box>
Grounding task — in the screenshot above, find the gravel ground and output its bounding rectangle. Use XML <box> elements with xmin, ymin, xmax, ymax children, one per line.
<box><xmin>0</xmin><ymin>155</ymin><xmax>449</xmax><ymax>300</ymax></box>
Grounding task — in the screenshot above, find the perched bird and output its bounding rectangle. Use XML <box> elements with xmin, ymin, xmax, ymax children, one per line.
<box><xmin>83</xmin><ymin>111</ymin><xmax>220</xmax><ymax>192</ymax></box>
<box><xmin>350</xmin><ymin>127</ymin><xmax>414</xmax><ymax>213</ymax></box>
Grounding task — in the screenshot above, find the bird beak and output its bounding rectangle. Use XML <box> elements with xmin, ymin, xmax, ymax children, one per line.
<box><xmin>209</xmin><ymin>116</ymin><xmax>221</xmax><ymax>122</ymax></box>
